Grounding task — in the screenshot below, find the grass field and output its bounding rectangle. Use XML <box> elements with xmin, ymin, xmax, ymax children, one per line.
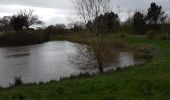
<box><xmin>0</xmin><ymin>34</ymin><xmax>170</xmax><ymax>100</ymax></box>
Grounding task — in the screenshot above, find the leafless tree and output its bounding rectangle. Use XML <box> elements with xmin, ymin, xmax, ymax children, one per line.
<box><xmin>69</xmin><ymin>42</ymin><xmax>118</xmax><ymax>71</ymax></box>
<box><xmin>72</xmin><ymin>0</ymin><xmax>116</xmax><ymax>73</ymax></box>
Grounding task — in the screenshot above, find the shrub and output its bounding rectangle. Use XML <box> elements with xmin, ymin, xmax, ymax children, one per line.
<box><xmin>145</xmin><ymin>31</ymin><xmax>157</xmax><ymax>39</ymax></box>
<box><xmin>112</xmin><ymin>38</ymin><xmax>125</xmax><ymax>48</ymax></box>
<box><xmin>133</xmin><ymin>44</ymin><xmax>155</xmax><ymax>62</ymax></box>
<box><xmin>0</xmin><ymin>30</ymin><xmax>47</xmax><ymax>46</ymax></box>
<box><xmin>160</xmin><ymin>32</ymin><xmax>170</xmax><ymax>40</ymax></box>
<box><xmin>117</xmin><ymin>33</ymin><xmax>126</xmax><ymax>38</ymax></box>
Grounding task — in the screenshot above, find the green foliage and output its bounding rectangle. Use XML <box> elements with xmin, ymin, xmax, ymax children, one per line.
<box><xmin>10</xmin><ymin>15</ymin><xmax>26</xmax><ymax>31</ymax></box>
<box><xmin>146</xmin><ymin>2</ymin><xmax>166</xmax><ymax>31</ymax></box>
<box><xmin>133</xmin><ymin>12</ymin><xmax>146</xmax><ymax>34</ymax></box>
<box><xmin>103</xmin><ymin>12</ymin><xmax>120</xmax><ymax>33</ymax></box>
<box><xmin>123</xmin><ymin>2</ymin><xmax>169</xmax><ymax>35</ymax></box>
<box><xmin>86</xmin><ymin>12</ymin><xmax>120</xmax><ymax>33</ymax></box>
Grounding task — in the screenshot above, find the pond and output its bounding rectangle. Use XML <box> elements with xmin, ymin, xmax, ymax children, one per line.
<box><xmin>0</xmin><ymin>41</ymin><xmax>140</xmax><ymax>87</ymax></box>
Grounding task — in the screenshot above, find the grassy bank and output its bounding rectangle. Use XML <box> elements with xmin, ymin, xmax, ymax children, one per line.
<box><xmin>0</xmin><ymin>35</ymin><xmax>170</xmax><ymax>100</ymax></box>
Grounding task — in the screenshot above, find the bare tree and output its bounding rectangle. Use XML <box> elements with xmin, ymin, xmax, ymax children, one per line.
<box><xmin>70</xmin><ymin>42</ymin><xmax>118</xmax><ymax>71</ymax></box>
<box><xmin>72</xmin><ymin>0</ymin><xmax>116</xmax><ymax>73</ymax></box>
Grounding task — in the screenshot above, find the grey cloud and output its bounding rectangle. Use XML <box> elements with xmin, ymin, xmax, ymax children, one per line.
<box><xmin>0</xmin><ymin>0</ymin><xmax>169</xmax><ymax>24</ymax></box>
<box><xmin>112</xmin><ymin>0</ymin><xmax>170</xmax><ymax>11</ymax></box>
<box><xmin>0</xmin><ymin>0</ymin><xmax>72</xmax><ymax>10</ymax></box>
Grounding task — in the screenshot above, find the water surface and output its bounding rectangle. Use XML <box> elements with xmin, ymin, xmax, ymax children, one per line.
<box><xmin>0</xmin><ymin>41</ymin><xmax>138</xmax><ymax>87</ymax></box>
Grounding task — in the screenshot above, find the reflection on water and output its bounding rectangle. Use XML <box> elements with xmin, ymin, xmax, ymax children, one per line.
<box><xmin>6</xmin><ymin>53</ymin><xmax>30</xmax><ymax>58</ymax></box>
<box><xmin>0</xmin><ymin>41</ymin><xmax>139</xmax><ymax>87</ymax></box>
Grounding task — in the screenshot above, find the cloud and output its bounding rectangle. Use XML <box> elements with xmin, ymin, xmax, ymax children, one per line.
<box><xmin>0</xmin><ymin>0</ymin><xmax>169</xmax><ymax>25</ymax></box>
<box><xmin>0</xmin><ymin>4</ymin><xmax>71</xmax><ymax>25</ymax></box>
<box><xmin>0</xmin><ymin>0</ymin><xmax>72</xmax><ymax>10</ymax></box>
<box><xmin>0</xmin><ymin>0</ymin><xmax>73</xmax><ymax>25</ymax></box>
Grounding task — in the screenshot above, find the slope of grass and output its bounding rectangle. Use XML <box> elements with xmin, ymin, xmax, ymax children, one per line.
<box><xmin>0</xmin><ymin>35</ymin><xmax>170</xmax><ymax>100</ymax></box>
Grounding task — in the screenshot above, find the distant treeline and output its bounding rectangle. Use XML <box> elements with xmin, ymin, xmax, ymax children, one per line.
<box><xmin>0</xmin><ymin>2</ymin><xmax>169</xmax><ymax>46</ymax></box>
<box><xmin>0</xmin><ymin>9</ymin><xmax>47</xmax><ymax>46</ymax></box>
<box><xmin>44</xmin><ymin>2</ymin><xmax>170</xmax><ymax>37</ymax></box>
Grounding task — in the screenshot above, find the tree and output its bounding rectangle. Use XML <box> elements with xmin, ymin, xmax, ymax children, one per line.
<box><xmin>146</xmin><ymin>2</ymin><xmax>166</xmax><ymax>31</ymax></box>
<box><xmin>45</xmin><ymin>24</ymin><xmax>66</xmax><ymax>34</ymax></box>
<box><xmin>0</xmin><ymin>16</ymin><xmax>12</xmax><ymax>31</ymax></box>
<box><xmin>17</xmin><ymin>9</ymin><xmax>42</xmax><ymax>28</ymax></box>
<box><xmin>71</xmin><ymin>22</ymin><xmax>85</xmax><ymax>32</ymax></box>
<box><xmin>133</xmin><ymin>11</ymin><xmax>146</xmax><ymax>34</ymax></box>
<box><xmin>55</xmin><ymin>24</ymin><xmax>66</xmax><ymax>29</ymax></box>
<box><xmin>10</xmin><ymin>9</ymin><xmax>42</xmax><ymax>31</ymax></box>
<box><xmin>103</xmin><ymin>12</ymin><xmax>120</xmax><ymax>33</ymax></box>
<box><xmin>87</xmin><ymin>12</ymin><xmax>120</xmax><ymax>33</ymax></box>
<box><xmin>74</xmin><ymin>0</ymin><xmax>115</xmax><ymax>73</ymax></box>
<box><xmin>10</xmin><ymin>15</ymin><xmax>27</xmax><ymax>31</ymax></box>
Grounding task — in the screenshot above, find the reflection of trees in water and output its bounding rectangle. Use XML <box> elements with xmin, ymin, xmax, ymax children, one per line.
<box><xmin>6</xmin><ymin>53</ymin><xmax>30</xmax><ymax>58</ymax></box>
<box><xmin>69</xmin><ymin>44</ymin><xmax>118</xmax><ymax>71</ymax></box>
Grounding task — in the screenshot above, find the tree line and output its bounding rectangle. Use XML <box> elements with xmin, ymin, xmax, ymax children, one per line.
<box><xmin>133</xmin><ymin>2</ymin><xmax>168</xmax><ymax>34</ymax></box>
<box><xmin>0</xmin><ymin>9</ymin><xmax>42</xmax><ymax>31</ymax></box>
<box><xmin>0</xmin><ymin>9</ymin><xmax>47</xmax><ymax>46</ymax></box>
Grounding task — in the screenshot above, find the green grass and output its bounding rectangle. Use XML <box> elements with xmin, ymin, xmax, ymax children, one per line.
<box><xmin>0</xmin><ymin>34</ymin><xmax>170</xmax><ymax>100</ymax></box>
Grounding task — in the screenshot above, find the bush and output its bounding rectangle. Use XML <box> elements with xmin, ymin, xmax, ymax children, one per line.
<box><xmin>0</xmin><ymin>30</ymin><xmax>47</xmax><ymax>46</ymax></box>
<box><xmin>145</xmin><ymin>31</ymin><xmax>170</xmax><ymax>40</ymax></box>
<box><xmin>112</xmin><ymin>38</ymin><xmax>125</xmax><ymax>48</ymax></box>
<box><xmin>160</xmin><ymin>32</ymin><xmax>170</xmax><ymax>40</ymax></box>
<box><xmin>145</xmin><ymin>31</ymin><xmax>157</xmax><ymax>39</ymax></box>
<box><xmin>117</xmin><ymin>33</ymin><xmax>126</xmax><ymax>38</ymax></box>
<box><xmin>133</xmin><ymin>44</ymin><xmax>155</xmax><ymax>62</ymax></box>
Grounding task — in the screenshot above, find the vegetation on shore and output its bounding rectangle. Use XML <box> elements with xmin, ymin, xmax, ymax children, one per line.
<box><xmin>0</xmin><ymin>30</ymin><xmax>48</xmax><ymax>46</ymax></box>
<box><xmin>0</xmin><ymin>35</ymin><xmax>169</xmax><ymax>100</ymax></box>
<box><xmin>0</xmin><ymin>1</ymin><xmax>169</xmax><ymax>100</ymax></box>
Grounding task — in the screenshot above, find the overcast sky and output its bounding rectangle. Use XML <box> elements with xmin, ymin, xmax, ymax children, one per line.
<box><xmin>0</xmin><ymin>0</ymin><xmax>169</xmax><ymax>26</ymax></box>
